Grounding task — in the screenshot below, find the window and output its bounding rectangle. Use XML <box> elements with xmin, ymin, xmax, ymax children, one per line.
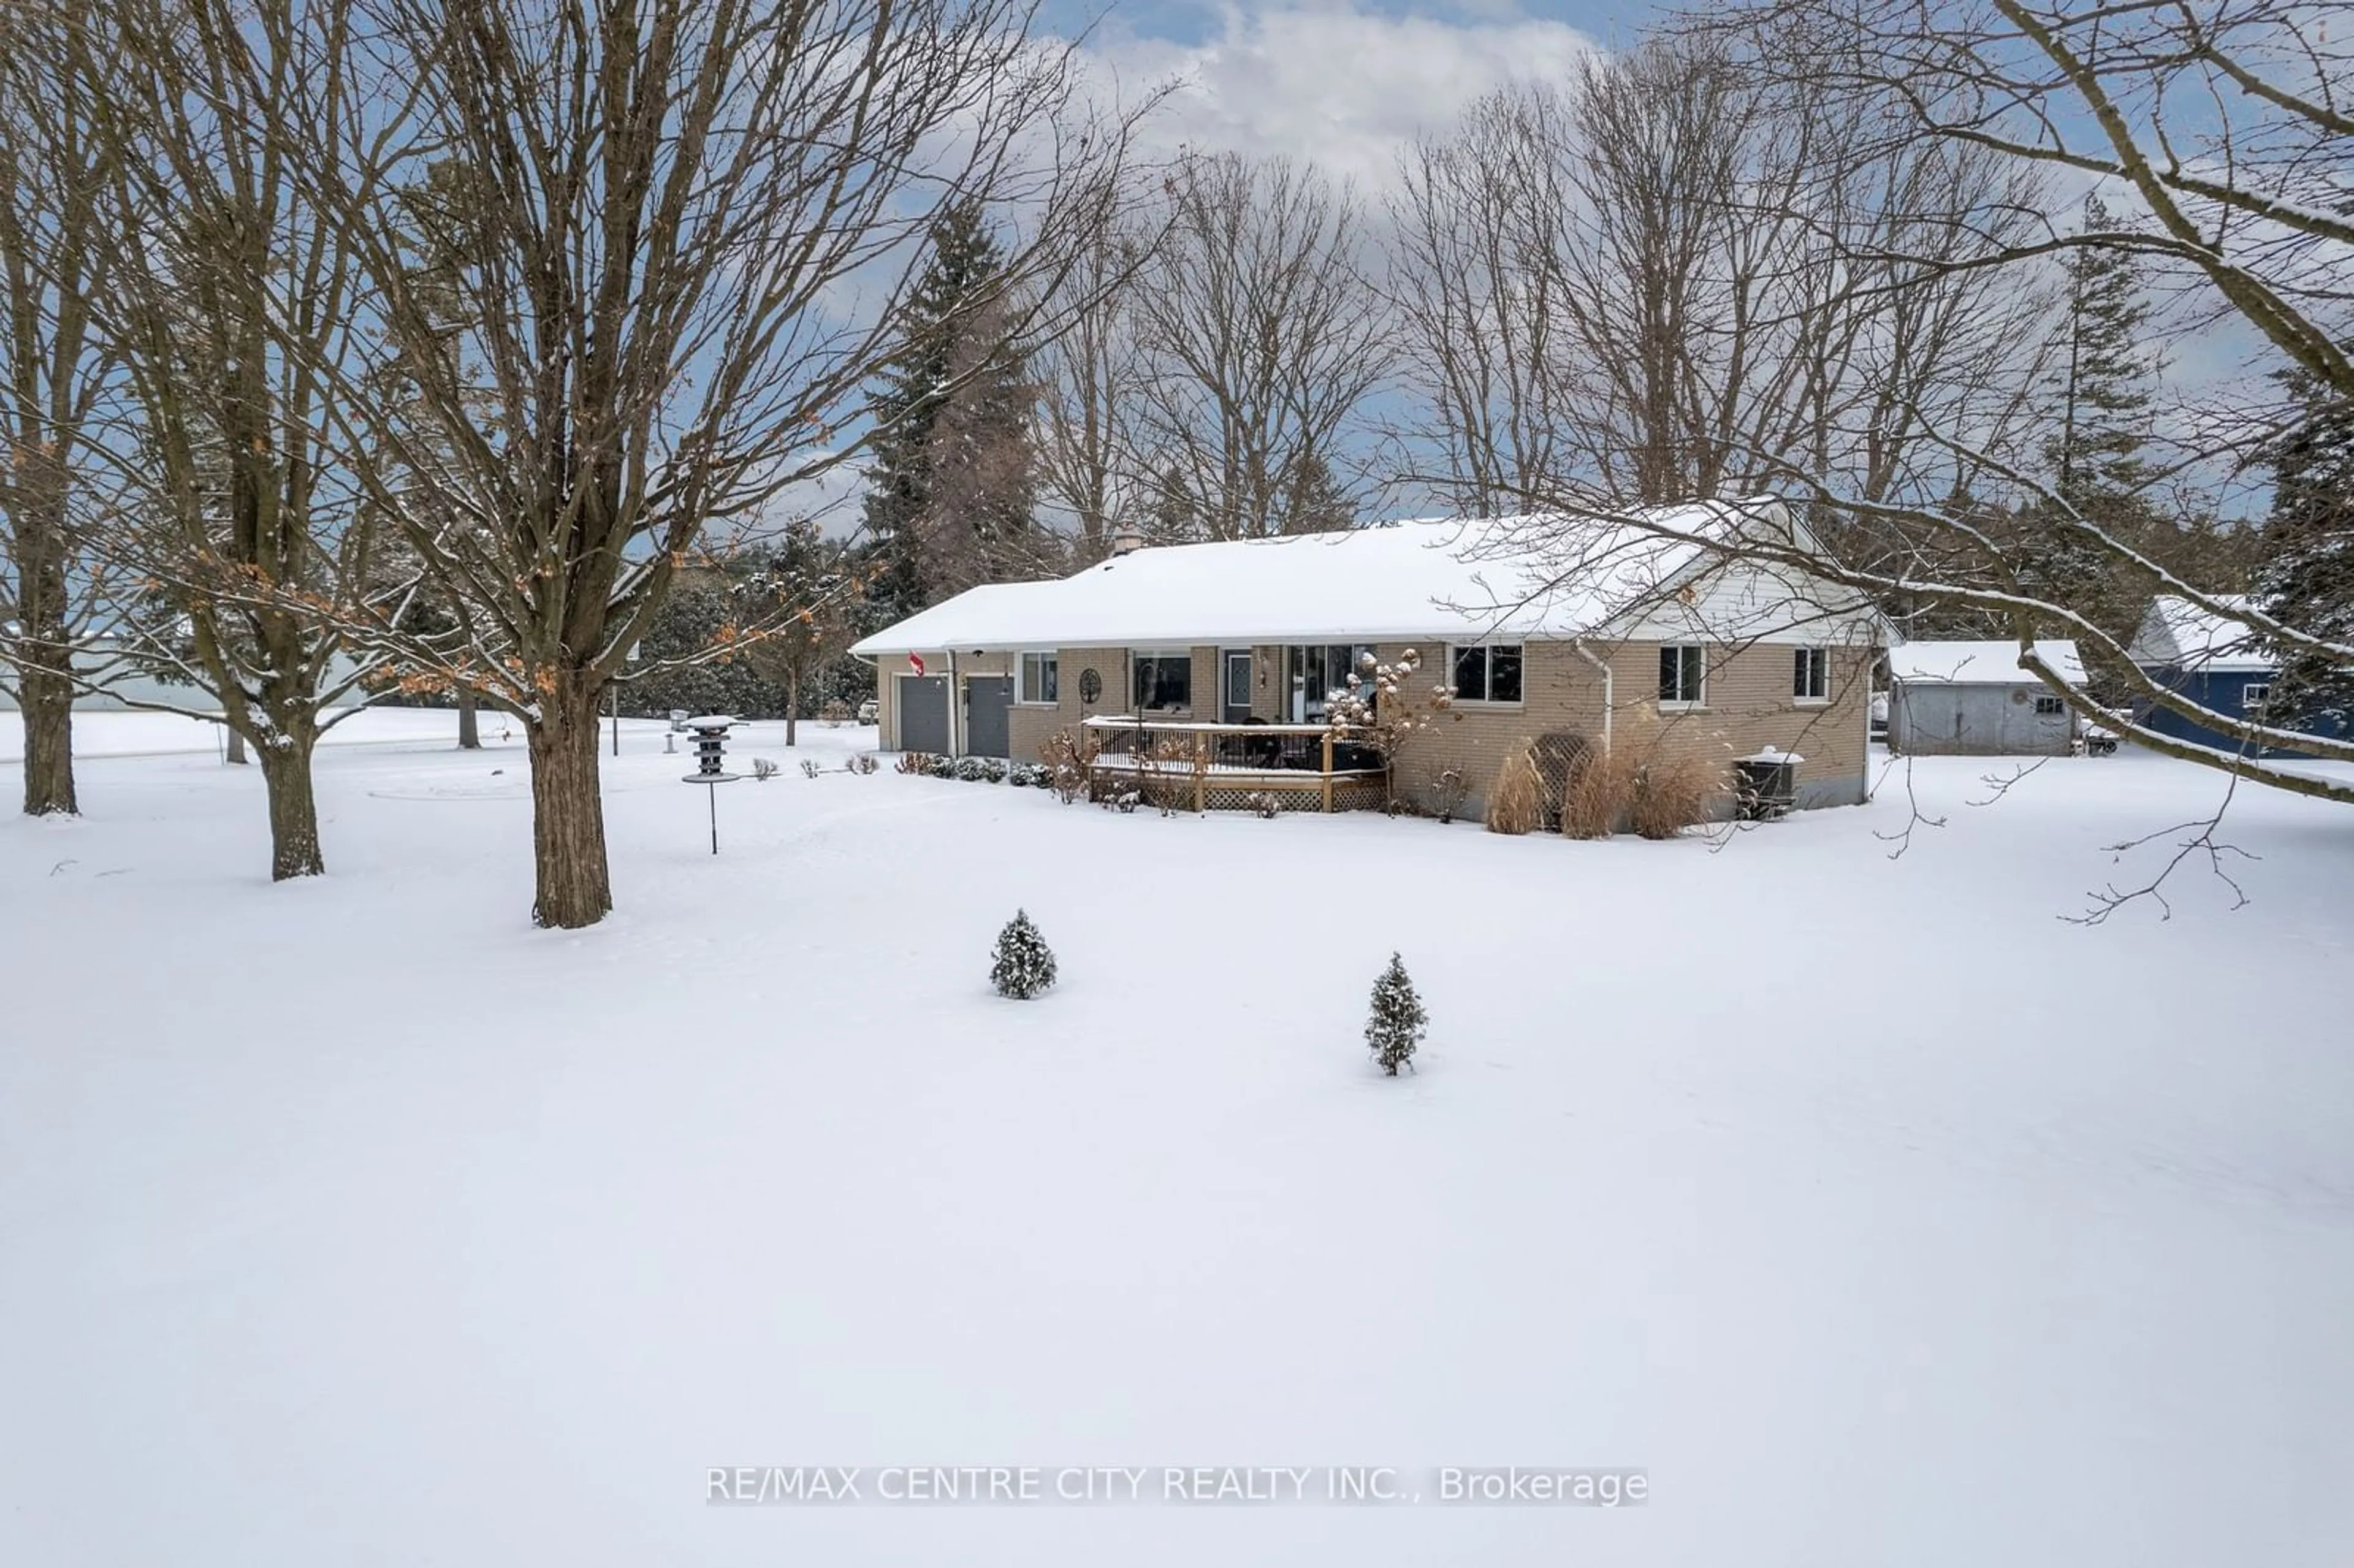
<box><xmin>1287</xmin><ymin>644</ymin><xmax>1374</xmax><ymax>720</ymax></box>
<box><xmin>1450</xmin><ymin>644</ymin><xmax>1523</xmax><ymax>704</ymax></box>
<box><xmin>2032</xmin><ymin>695</ymin><xmax>2066</xmax><ymax>717</ymax></box>
<box><xmin>1132</xmin><ymin>650</ymin><xmax>1192</xmax><ymax>712</ymax></box>
<box><xmin>2242</xmin><ymin>682</ymin><xmax>2271</xmax><ymax>717</ymax></box>
<box><xmin>1018</xmin><ymin>652</ymin><xmax>1058</xmax><ymax>706</ymax></box>
<box><xmin>1794</xmin><ymin>647</ymin><xmax>1830</xmax><ymax>702</ymax></box>
<box><xmin>1659</xmin><ymin>645</ymin><xmax>1705</xmax><ymax>707</ymax></box>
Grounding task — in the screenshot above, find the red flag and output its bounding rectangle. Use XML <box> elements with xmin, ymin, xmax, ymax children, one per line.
<box><xmin>908</xmin><ymin>652</ymin><xmax>926</xmax><ymax>676</ymax></box>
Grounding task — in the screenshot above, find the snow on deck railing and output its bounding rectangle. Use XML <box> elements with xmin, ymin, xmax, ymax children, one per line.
<box><xmin>1081</xmin><ymin>714</ymin><xmax>1335</xmax><ymax>735</ymax></box>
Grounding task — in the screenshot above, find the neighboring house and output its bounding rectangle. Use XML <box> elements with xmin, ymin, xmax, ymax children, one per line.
<box><xmin>2126</xmin><ymin>594</ymin><xmax>2347</xmax><ymax>756</ymax></box>
<box><xmin>850</xmin><ymin>497</ymin><xmax>1886</xmax><ymax>815</ymax></box>
<box><xmin>1885</xmin><ymin>640</ymin><xmax>2086</xmax><ymax>756</ymax></box>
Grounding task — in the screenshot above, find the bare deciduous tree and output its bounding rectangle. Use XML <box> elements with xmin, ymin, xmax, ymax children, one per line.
<box><xmin>1390</xmin><ymin>41</ymin><xmax>2057</xmax><ymax>521</ymax></box>
<box><xmin>1034</xmin><ymin>232</ymin><xmax>1152</xmax><ymax>562</ymax></box>
<box><xmin>0</xmin><ymin>4</ymin><xmax>110</xmax><ymax>817</ymax></box>
<box><xmin>1644</xmin><ymin>0</ymin><xmax>2354</xmax><ymax>809</ymax></box>
<box><xmin>1129</xmin><ymin>154</ymin><xmax>1392</xmax><ymax>540</ymax></box>
<box><xmin>65</xmin><ymin>0</ymin><xmax>397</xmax><ymax>877</ymax></box>
<box><xmin>1388</xmin><ymin>88</ymin><xmax>1579</xmax><ymax>512</ymax></box>
<box><xmin>304</xmin><ymin>0</ymin><xmax>1136</xmax><ymax>927</ymax></box>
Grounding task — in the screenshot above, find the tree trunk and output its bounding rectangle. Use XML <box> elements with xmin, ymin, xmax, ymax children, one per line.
<box><xmin>226</xmin><ymin>726</ymin><xmax>249</xmax><ymax>765</ymax></box>
<box><xmin>526</xmin><ymin>680</ymin><xmax>612</xmax><ymax>929</ymax></box>
<box><xmin>17</xmin><ymin>658</ymin><xmax>77</xmax><ymax>816</ymax></box>
<box><xmin>457</xmin><ymin>687</ymin><xmax>481</xmax><ymax>750</ymax></box>
<box><xmin>254</xmin><ymin>731</ymin><xmax>325</xmax><ymax>879</ymax></box>
<box><xmin>15</xmin><ymin>512</ymin><xmax>78</xmax><ymax>815</ymax></box>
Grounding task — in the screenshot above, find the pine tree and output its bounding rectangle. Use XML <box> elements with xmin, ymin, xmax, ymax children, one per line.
<box><xmin>1365</xmin><ymin>953</ymin><xmax>1426</xmax><ymax>1076</ymax></box>
<box><xmin>736</xmin><ymin>520</ymin><xmax>858</xmax><ymax>745</ymax></box>
<box><xmin>2024</xmin><ymin>196</ymin><xmax>2163</xmax><ymax>639</ymax></box>
<box><xmin>1278</xmin><ymin>449</ymin><xmax>1356</xmax><ymax>535</ymax></box>
<box><xmin>2255</xmin><ymin>375</ymin><xmax>2354</xmax><ymax>729</ymax></box>
<box><xmin>990</xmin><ymin>910</ymin><xmax>1058</xmax><ymax>999</ymax></box>
<box><xmin>1143</xmin><ymin>463</ymin><xmax>1199</xmax><ymax>544</ymax></box>
<box><xmin>863</xmin><ymin>202</ymin><xmax>1040</xmax><ymax>620</ymax></box>
<box><xmin>2047</xmin><ymin>196</ymin><xmax>2158</xmax><ymax>505</ymax></box>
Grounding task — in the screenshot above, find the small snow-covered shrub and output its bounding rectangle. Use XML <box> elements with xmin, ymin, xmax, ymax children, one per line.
<box><xmin>923</xmin><ymin>753</ymin><xmax>958</xmax><ymax>779</ymax></box>
<box><xmin>978</xmin><ymin>757</ymin><xmax>1008</xmax><ymax>783</ymax></box>
<box><xmin>1365</xmin><ymin>953</ymin><xmax>1426</xmax><ymax>1076</ymax></box>
<box><xmin>1245</xmin><ymin>790</ymin><xmax>1282</xmax><ymax>818</ymax></box>
<box><xmin>1138</xmin><ymin>736</ymin><xmax>1199</xmax><ymax>816</ymax></box>
<box><xmin>750</xmin><ymin>756</ymin><xmax>780</xmax><ymax>782</ymax></box>
<box><xmin>1111</xmin><ymin>786</ymin><xmax>1141</xmax><ymax>813</ymax></box>
<box><xmin>989</xmin><ymin>910</ymin><xmax>1057</xmax><ymax>999</ymax></box>
<box><xmin>1629</xmin><ymin>752</ymin><xmax>1727</xmax><ymax>839</ymax></box>
<box><xmin>1039</xmin><ymin>726</ymin><xmax>1100</xmax><ymax>804</ymax></box>
<box><xmin>953</xmin><ymin>755</ymin><xmax>990</xmax><ymax>782</ymax></box>
<box><xmin>1425</xmin><ymin>767</ymin><xmax>1468</xmax><ymax>824</ymax></box>
<box><xmin>1484</xmin><ymin>745</ymin><xmax>1542</xmax><ymax>835</ymax></box>
<box><xmin>820</xmin><ymin>699</ymin><xmax>851</xmax><ymax>724</ymax></box>
<box><xmin>848</xmin><ymin>753</ymin><xmax>879</xmax><ymax>775</ymax></box>
<box><xmin>896</xmin><ymin>751</ymin><xmax>930</xmax><ymax>775</ymax></box>
<box><xmin>1007</xmin><ymin>761</ymin><xmax>1049</xmax><ymax>788</ymax></box>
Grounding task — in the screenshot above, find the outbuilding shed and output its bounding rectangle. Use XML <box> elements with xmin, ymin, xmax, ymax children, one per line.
<box><xmin>1885</xmin><ymin>641</ymin><xmax>2086</xmax><ymax>756</ymax></box>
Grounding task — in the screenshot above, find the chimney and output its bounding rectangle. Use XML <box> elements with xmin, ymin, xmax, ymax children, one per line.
<box><xmin>1109</xmin><ymin>522</ymin><xmax>1145</xmax><ymax>558</ymax></box>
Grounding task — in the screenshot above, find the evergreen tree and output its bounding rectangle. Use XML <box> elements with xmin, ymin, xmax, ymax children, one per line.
<box><xmin>2022</xmin><ymin>196</ymin><xmax>2164</xmax><ymax>640</ymax></box>
<box><xmin>735</xmin><ymin>520</ymin><xmax>859</xmax><ymax>744</ymax></box>
<box><xmin>2255</xmin><ymin>376</ymin><xmax>2354</xmax><ymax>729</ymax></box>
<box><xmin>2046</xmin><ymin>196</ymin><xmax>2158</xmax><ymax>506</ymax></box>
<box><xmin>1278</xmin><ymin>450</ymin><xmax>1356</xmax><ymax>535</ymax></box>
<box><xmin>991</xmin><ymin>910</ymin><xmax>1058</xmax><ymax>999</ymax></box>
<box><xmin>1365</xmin><ymin>953</ymin><xmax>1426</xmax><ymax>1076</ymax></box>
<box><xmin>1143</xmin><ymin>463</ymin><xmax>1199</xmax><ymax>544</ymax></box>
<box><xmin>863</xmin><ymin>202</ymin><xmax>1040</xmax><ymax>619</ymax></box>
<box><xmin>620</xmin><ymin>571</ymin><xmax>783</xmax><ymax>719</ymax></box>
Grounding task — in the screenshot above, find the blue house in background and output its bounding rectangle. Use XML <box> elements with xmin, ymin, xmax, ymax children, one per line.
<box><xmin>2127</xmin><ymin>595</ymin><xmax>2347</xmax><ymax>758</ymax></box>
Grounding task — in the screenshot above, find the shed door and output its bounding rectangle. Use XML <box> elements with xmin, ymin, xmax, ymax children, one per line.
<box><xmin>898</xmin><ymin>674</ymin><xmax>950</xmax><ymax>753</ymax></box>
<box><xmin>964</xmin><ymin>676</ymin><xmax>1014</xmax><ymax>759</ymax></box>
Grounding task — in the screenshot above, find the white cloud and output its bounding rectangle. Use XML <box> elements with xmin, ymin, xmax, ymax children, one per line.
<box><xmin>1079</xmin><ymin>3</ymin><xmax>1599</xmax><ymax>190</ymax></box>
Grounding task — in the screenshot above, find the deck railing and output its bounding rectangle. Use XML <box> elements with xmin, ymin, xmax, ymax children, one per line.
<box><xmin>1080</xmin><ymin>715</ymin><xmax>1387</xmax><ymax>813</ymax></box>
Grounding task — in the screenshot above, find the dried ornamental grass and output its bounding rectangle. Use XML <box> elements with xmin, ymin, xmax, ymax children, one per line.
<box><xmin>1483</xmin><ymin>744</ymin><xmax>1543</xmax><ymax>835</ymax></box>
<box><xmin>1629</xmin><ymin>752</ymin><xmax>1728</xmax><ymax>839</ymax></box>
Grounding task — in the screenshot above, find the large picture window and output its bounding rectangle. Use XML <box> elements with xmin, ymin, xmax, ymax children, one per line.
<box><xmin>1659</xmin><ymin>645</ymin><xmax>1705</xmax><ymax>707</ymax></box>
<box><xmin>1018</xmin><ymin>652</ymin><xmax>1058</xmax><ymax>706</ymax></box>
<box><xmin>1449</xmin><ymin>644</ymin><xmax>1523</xmax><ymax>704</ymax></box>
<box><xmin>1286</xmin><ymin>644</ymin><xmax>1373</xmax><ymax>720</ymax></box>
<box><xmin>1132</xmin><ymin>650</ymin><xmax>1192</xmax><ymax>712</ymax></box>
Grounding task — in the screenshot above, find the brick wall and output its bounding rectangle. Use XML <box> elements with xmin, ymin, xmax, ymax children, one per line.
<box><xmin>883</xmin><ymin>636</ymin><xmax>1872</xmax><ymax>810</ymax></box>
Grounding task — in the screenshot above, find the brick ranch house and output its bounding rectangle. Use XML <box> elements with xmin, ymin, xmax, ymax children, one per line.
<box><xmin>850</xmin><ymin>497</ymin><xmax>1886</xmax><ymax>816</ymax></box>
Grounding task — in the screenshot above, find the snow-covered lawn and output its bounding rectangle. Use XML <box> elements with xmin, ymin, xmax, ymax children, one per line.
<box><xmin>4</xmin><ymin>717</ymin><xmax>2351</xmax><ymax>1567</ymax></box>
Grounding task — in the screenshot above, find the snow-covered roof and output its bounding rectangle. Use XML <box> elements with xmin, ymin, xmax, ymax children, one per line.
<box><xmin>2127</xmin><ymin>595</ymin><xmax>2274</xmax><ymax>674</ymax></box>
<box><xmin>1887</xmin><ymin>640</ymin><xmax>2085</xmax><ymax>687</ymax></box>
<box><xmin>853</xmin><ymin>498</ymin><xmax>1848</xmax><ymax>654</ymax></box>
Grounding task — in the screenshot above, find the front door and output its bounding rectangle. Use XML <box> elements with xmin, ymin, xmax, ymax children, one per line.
<box><xmin>1222</xmin><ymin>650</ymin><xmax>1252</xmax><ymax>723</ymax></box>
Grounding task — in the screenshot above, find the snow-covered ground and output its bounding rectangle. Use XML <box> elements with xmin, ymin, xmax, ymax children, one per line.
<box><xmin>4</xmin><ymin>715</ymin><xmax>2351</xmax><ymax>1567</ymax></box>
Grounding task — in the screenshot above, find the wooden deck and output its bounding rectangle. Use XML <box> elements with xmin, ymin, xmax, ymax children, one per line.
<box><xmin>1081</xmin><ymin>717</ymin><xmax>1386</xmax><ymax>813</ymax></box>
